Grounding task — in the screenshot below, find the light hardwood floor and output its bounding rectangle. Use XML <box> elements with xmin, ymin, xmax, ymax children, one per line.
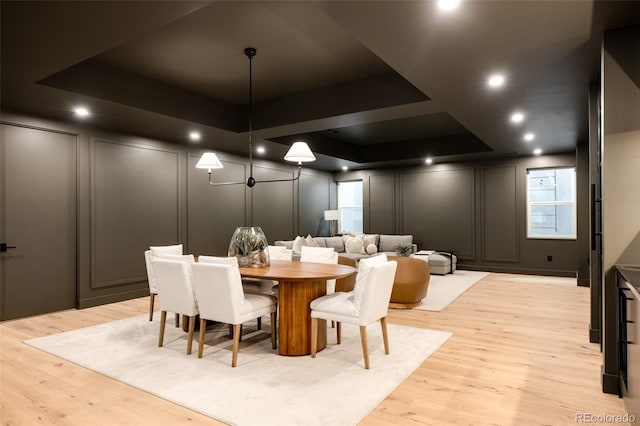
<box><xmin>0</xmin><ymin>273</ymin><xmax>630</xmax><ymax>425</ymax></box>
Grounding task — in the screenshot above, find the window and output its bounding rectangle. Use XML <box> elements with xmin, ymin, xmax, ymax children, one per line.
<box><xmin>526</xmin><ymin>167</ymin><xmax>576</xmax><ymax>239</ymax></box>
<box><xmin>337</xmin><ymin>181</ymin><xmax>363</xmax><ymax>234</ymax></box>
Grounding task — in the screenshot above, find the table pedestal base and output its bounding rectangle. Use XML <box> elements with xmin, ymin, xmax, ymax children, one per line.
<box><xmin>278</xmin><ymin>278</ymin><xmax>327</xmax><ymax>356</ymax></box>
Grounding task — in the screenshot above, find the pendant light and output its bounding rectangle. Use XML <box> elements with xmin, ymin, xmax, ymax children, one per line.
<box><xmin>196</xmin><ymin>47</ymin><xmax>316</xmax><ymax>187</ymax></box>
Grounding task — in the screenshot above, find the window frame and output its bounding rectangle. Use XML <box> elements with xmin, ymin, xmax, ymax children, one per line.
<box><xmin>336</xmin><ymin>180</ymin><xmax>363</xmax><ymax>235</ymax></box>
<box><xmin>526</xmin><ymin>166</ymin><xmax>577</xmax><ymax>240</ymax></box>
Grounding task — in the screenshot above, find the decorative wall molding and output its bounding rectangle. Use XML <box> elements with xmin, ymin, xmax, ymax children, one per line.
<box><xmin>480</xmin><ymin>164</ymin><xmax>519</xmax><ymax>262</ymax></box>
<box><xmin>400</xmin><ymin>167</ymin><xmax>475</xmax><ymax>259</ymax></box>
<box><xmin>90</xmin><ymin>138</ymin><xmax>181</xmax><ymax>289</ymax></box>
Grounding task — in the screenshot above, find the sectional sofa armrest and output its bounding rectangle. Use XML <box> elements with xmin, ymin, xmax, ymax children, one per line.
<box><xmin>412</xmin><ymin>243</ymin><xmax>418</xmax><ymax>254</ymax></box>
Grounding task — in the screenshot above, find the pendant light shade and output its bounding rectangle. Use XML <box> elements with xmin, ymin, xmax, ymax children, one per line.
<box><xmin>195</xmin><ymin>152</ymin><xmax>224</xmax><ymax>172</ymax></box>
<box><xmin>284</xmin><ymin>142</ymin><xmax>316</xmax><ymax>163</ymax></box>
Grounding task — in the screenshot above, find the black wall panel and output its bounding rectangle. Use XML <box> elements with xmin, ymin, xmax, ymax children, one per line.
<box><xmin>367</xmin><ymin>174</ymin><xmax>395</xmax><ymax>234</ymax></box>
<box><xmin>481</xmin><ymin>165</ymin><xmax>518</xmax><ymax>262</ymax></box>
<box><xmin>91</xmin><ymin>138</ymin><xmax>180</xmax><ymax>288</ymax></box>
<box><xmin>299</xmin><ymin>172</ymin><xmax>331</xmax><ymax>237</ymax></box>
<box><xmin>252</xmin><ymin>165</ymin><xmax>296</xmax><ymax>243</ymax></box>
<box><xmin>401</xmin><ymin>168</ymin><xmax>475</xmax><ymax>258</ymax></box>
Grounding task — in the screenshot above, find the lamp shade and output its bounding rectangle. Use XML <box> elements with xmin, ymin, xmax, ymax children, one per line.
<box><xmin>195</xmin><ymin>152</ymin><xmax>224</xmax><ymax>170</ymax></box>
<box><xmin>284</xmin><ymin>142</ymin><xmax>316</xmax><ymax>163</ymax></box>
<box><xmin>324</xmin><ymin>209</ymin><xmax>340</xmax><ymax>221</ymax></box>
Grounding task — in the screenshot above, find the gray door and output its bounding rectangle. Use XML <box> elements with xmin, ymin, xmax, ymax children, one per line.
<box><xmin>0</xmin><ymin>124</ymin><xmax>76</xmax><ymax>320</ymax></box>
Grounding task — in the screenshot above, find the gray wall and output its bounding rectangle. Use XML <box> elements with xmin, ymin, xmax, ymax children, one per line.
<box><xmin>601</xmin><ymin>24</ymin><xmax>640</xmax><ymax>394</ymax></box>
<box><xmin>1</xmin><ymin>111</ymin><xmax>334</xmax><ymax>311</ymax></box>
<box><xmin>0</xmin><ymin>107</ymin><xmax>589</xmax><ymax>315</ymax></box>
<box><xmin>338</xmin><ymin>153</ymin><xmax>580</xmax><ymax>276</ymax></box>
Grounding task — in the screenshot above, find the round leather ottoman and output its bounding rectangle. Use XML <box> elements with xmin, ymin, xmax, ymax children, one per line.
<box><xmin>387</xmin><ymin>255</ymin><xmax>430</xmax><ymax>308</ymax></box>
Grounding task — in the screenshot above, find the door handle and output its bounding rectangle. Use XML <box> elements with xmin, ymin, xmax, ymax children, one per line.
<box><xmin>0</xmin><ymin>243</ymin><xmax>17</xmax><ymax>252</ymax></box>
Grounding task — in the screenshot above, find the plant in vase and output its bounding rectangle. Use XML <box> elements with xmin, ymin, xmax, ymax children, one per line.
<box><xmin>395</xmin><ymin>244</ymin><xmax>412</xmax><ymax>257</ymax></box>
<box><xmin>228</xmin><ymin>227</ymin><xmax>270</xmax><ymax>267</ymax></box>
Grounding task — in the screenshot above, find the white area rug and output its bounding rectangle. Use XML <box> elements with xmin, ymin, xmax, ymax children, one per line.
<box><xmin>415</xmin><ymin>270</ymin><xmax>490</xmax><ymax>311</ymax></box>
<box><xmin>26</xmin><ymin>315</ymin><xmax>451</xmax><ymax>426</ymax></box>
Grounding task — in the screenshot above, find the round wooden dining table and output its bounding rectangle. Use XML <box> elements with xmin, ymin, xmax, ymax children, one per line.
<box><xmin>239</xmin><ymin>259</ymin><xmax>356</xmax><ymax>356</ymax></box>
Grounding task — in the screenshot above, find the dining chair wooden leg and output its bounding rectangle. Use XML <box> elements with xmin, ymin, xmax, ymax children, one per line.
<box><xmin>380</xmin><ymin>317</ymin><xmax>390</xmax><ymax>355</ymax></box>
<box><xmin>310</xmin><ymin>317</ymin><xmax>318</xmax><ymax>358</ymax></box>
<box><xmin>336</xmin><ymin>322</ymin><xmax>342</xmax><ymax>345</ymax></box>
<box><xmin>270</xmin><ymin>312</ymin><xmax>277</xmax><ymax>349</ymax></box>
<box><xmin>359</xmin><ymin>325</ymin><xmax>370</xmax><ymax>369</ymax></box>
<box><xmin>198</xmin><ymin>318</ymin><xmax>207</xmax><ymax>358</ymax></box>
<box><xmin>331</xmin><ymin>321</ymin><xmax>335</xmax><ymax>328</ymax></box>
<box><xmin>231</xmin><ymin>324</ymin><xmax>241</xmax><ymax>367</ymax></box>
<box><xmin>257</xmin><ymin>317</ymin><xmax>262</xmax><ymax>330</ymax></box>
<box><xmin>175</xmin><ymin>313</ymin><xmax>180</xmax><ymax>328</ymax></box>
<box><xmin>187</xmin><ymin>315</ymin><xmax>195</xmax><ymax>355</ymax></box>
<box><xmin>149</xmin><ymin>293</ymin><xmax>155</xmax><ymax>321</ymax></box>
<box><xmin>159</xmin><ymin>311</ymin><xmax>167</xmax><ymax>347</ymax></box>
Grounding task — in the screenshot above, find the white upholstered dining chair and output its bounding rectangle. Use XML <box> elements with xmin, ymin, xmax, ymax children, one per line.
<box><xmin>300</xmin><ymin>246</ymin><xmax>339</xmax><ymax>293</ymax></box>
<box><xmin>198</xmin><ymin>255</ymin><xmax>268</xmax><ymax>332</ymax></box>
<box><xmin>152</xmin><ymin>257</ymin><xmax>199</xmax><ymax>355</ymax></box>
<box><xmin>191</xmin><ymin>262</ymin><xmax>277</xmax><ymax>367</ymax></box>
<box><xmin>144</xmin><ymin>244</ymin><xmax>183</xmax><ymax>323</ymax></box>
<box><xmin>309</xmin><ymin>254</ymin><xmax>397</xmax><ymax>369</ymax></box>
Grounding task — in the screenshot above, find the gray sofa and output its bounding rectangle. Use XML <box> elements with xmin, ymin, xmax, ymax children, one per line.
<box><xmin>274</xmin><ymin>234</ymin><xmax>417</xmax><ymax>261</ymax></box>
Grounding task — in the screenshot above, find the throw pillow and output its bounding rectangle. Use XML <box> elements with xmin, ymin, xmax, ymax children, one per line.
<box><xmin>343</xmin><ymin>235</ymin><xmax>365</xmax><ymax>254</ymax></box>
<box><xmin>355</xmin><ymin>233</ymin><xmax>379</xmax><ymax>249</ymax></box>
<box><xmin>292</xmin><ymin>235</ymin><xmax>306</xmax><ymax>253</ymax></box>
<box><xmin>305</xmin><ymin>234</ymin><xmax>320</xmax><ymax>247</ymax></box>
<box><xmin>366</xmin><ymin>244</ymin><xmax>378</xmax><ymax>255</ymax></box>
<box><xmin>364</xmin><ymin>234</ymin><xmax>379</xmax><ymax>248</ymax></box>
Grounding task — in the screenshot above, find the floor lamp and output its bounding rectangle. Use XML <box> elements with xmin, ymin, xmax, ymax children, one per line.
<box><xmin>324</xmin><ymin>210</ymin><xmax>340</xmax><ymax>237</ymax></box>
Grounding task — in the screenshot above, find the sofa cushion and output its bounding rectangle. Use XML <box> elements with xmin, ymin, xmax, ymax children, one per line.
<box><xmin>274</xmin><ymin>240</ymin><xmax>293</xmax><ymax>250</ymax></box>
<box><xmin>366</xmin><ymin>244</ymin><xmax>378</xmax><ymax>255</ymax></box>
<box><xmin>312</xmin><ymin>238</ymin><xmax>327</xmax><ymax>248</ymax></box>
<box><xmin>379</xmin><ymin>234</ymin><xmax>413</xmax><ymax>252</ymax></box>
<box><xmin>323</xmin><ymin>236</ymin><xmax>345</xmax><ymax>253</ymax></box>
<box><xmin>339</xmin><ymin>252</ymin><xmax>370</xmax><ymax>261</ymax></box>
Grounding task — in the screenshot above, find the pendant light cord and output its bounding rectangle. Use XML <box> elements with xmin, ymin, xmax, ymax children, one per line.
<box><xmin>247</xmin><ymin>48</ymin><xmax>255</xmax><ymax>180</ymax></box>
<box><xmin>203</xmin><ymin>47</ymin><xmax>308</xmax><ymax>188</ymax></box>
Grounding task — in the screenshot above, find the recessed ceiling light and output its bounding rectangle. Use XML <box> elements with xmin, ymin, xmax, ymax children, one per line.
<box><xmin>73</xmin><ymin>106</ymin><xmax>90</xmax><ymax>117</ymax></box>
<box><xmin>533</xmin><ymin>148</ymin><xmax>542</xmax><ymax>155</ymax></box>
<box><xmin>523</xmin><ymin>133</ymin><xmax>535</xmax><ymax>141</ymax></box>
<box><xmin>438</xmin><ymin>0</ymin><xmax>461</xmax><ymax>12</ymax></box>
<box><xmin>487</xmin><ymin>74</ymin><xmax>505</xmax><ymax>88</ymax></box>
<box><xmin>510</xmin><ymin>112</ymin><xmax>525</xmax><ymax>123</ymax></box>
<box><xmin>189</xmin><ymin>131</ymin><xmax>201</xmax><ymax>141</ymax></box>
<box><xmin>256</xmin><ymin>146</ymin><xmax>266</xmax><ymax>154</ymax></box>
<box><xmin>341</xmin><ymin>166</ymin><xmax>348</xmax><ymax>171</ymax></box>
<box><xmin>425</xmin><ymin>157</ymin><xmax>433</xmax><ymax>165</ymax></box>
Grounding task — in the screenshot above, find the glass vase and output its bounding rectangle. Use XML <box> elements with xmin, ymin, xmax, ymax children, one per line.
<box><xmin>227</xmin><ymin>226</ymin><xmax>270</xmax><ymax>267</ymax></box>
